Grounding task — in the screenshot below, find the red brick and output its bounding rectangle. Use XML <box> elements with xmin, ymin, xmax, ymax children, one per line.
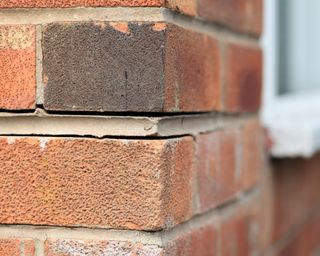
<box><xmin>0</xmin><ymin>137</ymin><xmax>194</xmax><ymax>230</ymax></box>
<box><xmin>164</xmin><ymin>224</ymin><xmax>217</xmax><ymax>255</ymax></box>
<box><xmin>0</xmin><ymin>0</ymin><xmax>163</xmax><ymax>8</ymax></box>
<box><xmin>0</xmin><ymin>239</ymin><xmax>20</xmax><ymax>256</ymax></box>
<box><xmin>165</xmin><ymin>24</ymin><xmax>221</xmax><ymax>112</ymax></box>
<box><xmin>0</xmin><ymin>239</ymin><xmax>35</xmax><ymax>256</ymax></box>
<box><xmin>24</xmin><ymin>240</ymin><xmax>36</xmax><ymax>256</ymax></box>
<box><xmin>45</xmin><ymin>239</ymin><xmax>163</xmax><ymax>256</ymax></box>
<box><xmin>0</xmin><ymin>25</ymin><xmax>36</xmax><ymax>110</ymax></box>
<box><xmin>196</xmin><ymin>130</ymin><xmax>241</xmax><ymax>213</ymax></box>
<box><xmin>224</xmin><ymin>43</ymin><xmax>262</xmax><ymax>112</ymax></box>
<box><xmin>241</xmin><ymin>120</ymin><xmax>264</xmax><ymax>190</ymax></box>
<box><xmin>166</xmin><ymin>0</ymin><xmax>198</xmax><ymax>16</ymax></box>
<box><xmin>219</xmin><ymin>198</ymin><xmax>261</xmax><ymax>256</ymax></box>
<box><xmin>277</xmin><ymin>213</ymin><xmax>320</xmax><ymax>256</ymax></box>
<box><xmin>197</xmin><ymin>0</ymin><xmax>263</xmax><ymax>35</ymax></box>
<box><xmin>271</xmin><ymin>153</ymin><xmax>320</xmax><ymax>242</ymax></box>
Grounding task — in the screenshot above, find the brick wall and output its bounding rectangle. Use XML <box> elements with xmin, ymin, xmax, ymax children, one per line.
<box><xmin>0</xmin><ymin>1</ymin><xmax>269</xmax><ymax>255</ymax></box>
<box><xmin>260</xmin><ymin>154</ymin><xmax>320</xmax><ymax>256</ymax></box>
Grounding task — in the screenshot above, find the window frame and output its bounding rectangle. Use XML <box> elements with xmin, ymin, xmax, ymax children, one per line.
<box><xmin>262</xmin><ymin>0</ymin><xmax>320</xmax><ymax>158</ymax></box>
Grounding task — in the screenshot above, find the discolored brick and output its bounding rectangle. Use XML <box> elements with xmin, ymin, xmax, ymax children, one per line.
<box><xmin>197</xmin><ymin>0</ymin><xmax>263</xmax><ymax>35</ymax></box>
<box><xmin>0</xmin><ymin>25</ymin><xmax>36</xmax><ymax>110</ymax></box>
<box><xmin>224</xmin><ymin>43</ymin><xmax>262</xmax><ymax>112</ymax></box>
<box><xmin>45</xmin><ymin>239</ymin><xmax>163</xmax><ymax>256</ymax></box>
<box><xmin>0</xmin><ymin>136</ymin><xmax>194</xmax><ymax>230</ymax></box>
<box><xmin>43</xmin><ymin>22</ymin><xmax>166</xmax><ymax>112</ymax></box>
<box><xmin>0</xmin><ymin>0</ymin><xmax>163</xmax><ymax>8</ymax></box>
<box><xmin>43</xmin><ymin>22</ymin><xmax>221</xmax><ymax>113</ymax></box>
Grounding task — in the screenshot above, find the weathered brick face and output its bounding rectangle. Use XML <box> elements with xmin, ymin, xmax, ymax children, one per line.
<box><xmin>43</xmin><ymin>22</ymin><xmax>166</xmax><ymax>112</ymax></box>
<box><xmin>0</xmin><ymin>26</ymin><xmax>36</xmax><ymax>110</ymax></box>
<box><xmin>0</xmin><ymin>137</ymin><xmax>194</xmax><ymax>230</ymax></box>
<box><xmin>43</xmin><ymin>22</ymin><xmax>222</xmax><ymax>113</ymax></box>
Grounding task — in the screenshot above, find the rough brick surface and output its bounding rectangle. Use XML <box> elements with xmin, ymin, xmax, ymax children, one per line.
<box><xmin>43</xmin><ymin>22</ymin><xmax>220</xmax><ymax>113</ymax></box>
<box><xmin>0</xmin><ymin>239</ymin><xmax>35</xmax><ymax>256</ymax></box>
<box><xmin>45</xmin><ymin>239</ymin><xmax>163</xmax><ymax>256</ymax></box>
<box><xmin>43</xmin><ymin>22</ymin><xmax>166</xmax><ymax>112</ymax></box>
<box><xmin>0</xmin><ymin>239</ymin><xmax>20</xmax><ymax>256</ymax></box>
<box><xmin>0</xmin><ymin>26</ymin><xmax>36</xmax><ymax>110</ymax></box>
<box><xmin>224</xmin><ymin>43</ymin><xmax>262</xmax><ymax>112</ymax></box>
<box><xmin>0</xmin><ymin>137</ymin><xmax>194</xmax><ymax>230</ymax></box>
<box><xmin>0</xmin><ymin>0</ymin><xmax>163</xmax><ymax>8</ymax></box>
<box><xmin>197</xmin><ymin>0</ymin><xmax>263</xmax><ymax>35</ymax></box>
<box><xmin>196</xmin><ymin>130</ymin><xmax>241</xmax><ymax>213</ymax></box>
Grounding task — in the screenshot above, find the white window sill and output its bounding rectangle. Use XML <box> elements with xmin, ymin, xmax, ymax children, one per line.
<box><xmin>263</xmin><ymin>90</ymin><xmax>320</xmax><ymax>158</ymax></box>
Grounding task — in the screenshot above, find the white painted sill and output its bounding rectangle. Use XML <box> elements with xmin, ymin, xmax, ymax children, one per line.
<box><xmin>262</xmin><ymin>0</ymin><xmax>320</xmax><ymax>158</ymax></box>
<box><xmin>263</xmin><ymin>90</ymin><xmax>320</xmax><ymax>158</ymax></box>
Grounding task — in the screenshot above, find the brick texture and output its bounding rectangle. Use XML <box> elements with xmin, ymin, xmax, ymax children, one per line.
<box><xmin>0</xmin><ymin>26</ymin><xmax>36</xmax><ymax>110</ymax></box>
<box><xmin>0</xmin><ymin>0</ymin><xmax>164</xmax><ymax>8</ymax></box>
<box><xmin>0</xmin><ymin>239</ymin><xmax>35</xmax><ymax>256</ymax></box>
<box><xmin>164</xmin><ymin>24</ymin><xmax>221</xmax><ymax>112</ymax></box>
<box><xmin>0</xmin><ymin>1</ymin><xmax>263</xmax><ymax>36</ymax></box>
<box><xmin>197</xmin><ymin>0</ymin><xmax>263</xmax><ymax>35</ymax></box>
<box><xmin>271</xmin><ymin>154</ymin><xmax>320</xmax><ymax>242</ymax></box>
<box><xmin>224</xmin><ymin>42</ymin><xmax>262</xmax><ymax>112</ymax></box>
<box><xmin>241</xmin><ymin>120</ymin><xmax>264</xmax><ymax>190</ymax></box>
<box><xmin>277</xmin><ymin>212</ymin><xmax>320</xmax><ymax>256</ymax></box>
<box><xmin>219</xmin><ymin>203</ymin><xmax>260</xmax><ymax>256</ymax></box>
<box><xmin>196</xmin><ymin>131</ymin><xmax>240</xmax><ymax>213</ymax></box>
<box><xmin>0</xmin><ymin>1</ymin><xmax>271</xmax><ymax>255</ymax></box>
<box><xmin>0</xmin><ymin>137</ymin><xmax>194</xmax><ymax>230</ymax></box>
<box><xmin>196</xmin><ymin>123</ymin><xmax>263</xmax><ymax>213</ymax></box>
<box><xmin>42</xmin><ymin>22</ymin><xmax>221</xmax><ymax>113</ymax></box>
